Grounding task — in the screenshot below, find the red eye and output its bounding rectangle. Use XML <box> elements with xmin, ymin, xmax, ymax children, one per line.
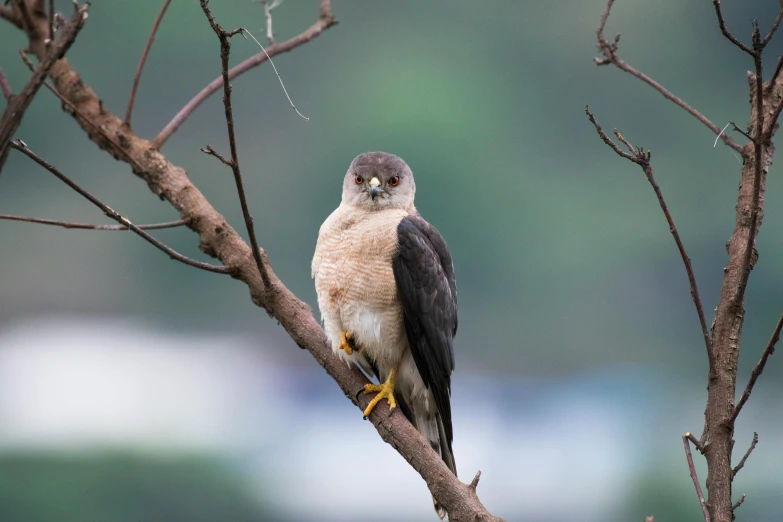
<box><xmin>389</xmin><ymin>176</ymin><xmax>400</xmax><ymax>187</ymax></box>
<box><xmin>354</xmin><ymin>174</ymin><xmax>363</xmax><ymax>185</ymax></box>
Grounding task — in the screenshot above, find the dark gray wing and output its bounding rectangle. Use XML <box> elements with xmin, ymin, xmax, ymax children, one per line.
<box><xmin>392</xmin><ymin>214</ymin><xmax>458</xmax><ymax>446</ymax></box>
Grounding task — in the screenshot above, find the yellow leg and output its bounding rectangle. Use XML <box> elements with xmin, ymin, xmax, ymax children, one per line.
<box><xmin>362</xmin><ymin>365</ymin><xmax>398</xmax><ymax>419</ymax></box>
<box><xmin>339</xmin><ymin>331</ymin><xmax>355</xmax><ymax>355</ymax></box>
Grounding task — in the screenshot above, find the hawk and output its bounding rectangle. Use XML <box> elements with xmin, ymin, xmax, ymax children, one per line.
<box><xmin>312</xmin><ymin>152</ymin><xmax>458</xmax><ymax>519</ymax></box>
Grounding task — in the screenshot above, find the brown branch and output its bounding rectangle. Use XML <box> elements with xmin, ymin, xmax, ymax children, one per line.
<box><xmin>12</xmin><ymin>0</ymin><xmax>35</xmax><ymax>36</ymax></box>
<box><xmin>18</xmin><ymin>51</ymin><xmax>147</xmax><ymax>174</ymax></box>
<box><xmin>770</xmin><ymin>56</ymin><xmax>783</xmax><ymax>91</ymax></box>
<box><xmin>732</xmin><ymin>494</ymin><xmax>746</xmax><ymax>511</ymax></box>
<box><xmin>729</xmin><ymin>121</ymin><xmax>752</xmax><ymax>142</ymax></box>
<box><xmin>468</xmin><ymin>470</ymin><xmax>481</xmax><ymax>492</ymax></box>
<box><xmin>9</xmin><ymin>141</ymin><xmax>230</xmax><ymax>275</ymax></box>
<box><xmin>732</xmin><ymin>313</ymin><xmax>783</xmax><ymax>422</ymax></box>
<box><xmin>0</xmin><ymin>2</ymin><xmax>88</xmax><ymax>174</ymax></box>
<box><xmin>201</xmin><ymin>0</ymin><xmax>270</xmax><ymax>289</ymax></box>
<box><xmin>595</xmin><ymin>0</ymin><xmax>742</xmax><ymax>153</ymax></box>
<box><xmin>766</xmin><ymin>97</ymin><xmax>783</xmax><ymax>141</ymax></box>
<box><xmin>47</xmin><ymin>0</ymin><xmax>53</xmax><ymax>39</ymax></box>
<box><xmin>125</xmin><ymin>0</ymin><xmax>172</xmax><ymax>126</ymax></box>
<box><xmin>686</xmin><ymin>432</ymin><xmax>705</xmax><ymax>454</ymax></box>
<box><xmin>0</xmin><ymin>66</ymin><xmax>12</xmax><ymax>99</ymax></box>
<box><xmin>585</xmin><ymin>107</ymin><xmax>715</xmax><ymax>371</ymax></box>
<box><xmin>151</xmin><ymin>10</ymin><xmax>336</xmax><ymax>148</ymax></box>
<box><xmin>702</xmin><ymin>14</ymin><xmax>776</xmax><ymax>522</ymax></box>
<box><xmin>0</xmin><ymin>214</ymin><xmax>189</xmax><ymax>231</ymax></box>
<box><xmin>762</xmin><ymin>6</ymin><xmax>783</xmax><ymax>46</ymax></box>
<box><xmin>0</xmin><ymin>4</ymin><xmax>23</xmax><ymax>28</ymax></box>
<box><xmin>683</xmin><ymin>435</ymin><xmax>711</xmax><ymax>522</ymax></box>
<box><xmin>710</xmin><ymin>0</ymin><xmax>754</xmax><ymax>56</ymax></box>
<box><xmin>731</xmin><ymin>432</ymin><xmax>758</xmax><ymax>479</ymax></box>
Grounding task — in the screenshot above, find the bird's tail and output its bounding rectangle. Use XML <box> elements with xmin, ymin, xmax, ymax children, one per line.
<box><xmin>409</xmin><ymin>406</ymin><xmax>456</xmax><ymax>520</ymax></box>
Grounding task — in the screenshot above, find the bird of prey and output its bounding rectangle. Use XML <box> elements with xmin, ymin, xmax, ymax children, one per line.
<box><xmin>312</xmin><ymin>152</ymin><xmax>458</xmax><ymax>519</ymax></box>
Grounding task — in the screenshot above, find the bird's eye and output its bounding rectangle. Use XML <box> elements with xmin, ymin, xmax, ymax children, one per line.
<box><xmin>389</xmin><ymin>176</ymin><xmax>400</xmax><ymax>187</ymax></box>
<box><xmin>354</xmin><ymin>174</ymin><xmax>363</xmax><ymax>185</ymax></box>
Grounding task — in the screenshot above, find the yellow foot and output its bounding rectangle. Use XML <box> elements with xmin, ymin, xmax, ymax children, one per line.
<box><xmin>339</xmin><ymin>331</ymin><xmax>356</xmax><ymax>355</ymax></box>
<box><xmin>362</xmin><ymin>367</ymin><xmax>398</xmax><ymax>419</ymax></box>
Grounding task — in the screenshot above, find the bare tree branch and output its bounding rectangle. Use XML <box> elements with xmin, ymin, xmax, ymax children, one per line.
<box><xmin>585</xmin><ymin>106</ymin><xmax>715</xmax><ymax>371</ymax></box>
<box><xmin>0</xmin><ymin>2</ymin><xmax>89</xmax><ymax>173</ymax></box>
<box><xmin>595</xmin><ymin>0</ymin><xmax>742</xmax><ymax>153</ymax></box>
<box><xmin>0</xmin><ymin>4</ymin><xmax>23</xmax><ymax>28</ymax></box>
<box><xmin>686</xmin><ymin>431</ymin><xmax>705</xmax><ymax>454</ymax></box>
<box><xmin>151</xmin><ymin>10</ymin><xmax>336</xmax><ymax>148</ymax></box>
<box><xmin>762</xmin><ymin>5</ymin><xmax>783</xmax><ymax>46</ymax></box>
<box><xmin>47</xmin><ymin>0</ymin><xmax>53</xmax><ymax>39</ymax></box>
<box><xmin>9</xmin><ymin>141</ymin><xmax>230</xmax><ymax>275</ymax></box>
<box><xmin>200</xmin><ymin>0</ymin><xmax>270</xmax><ymax>289</ymax></box>
<box><xmin>125</xmin><ymin>0</ymin><xmax>172</xmax><ymax>126</ymax></box>
<box><xmin>683</xmin><ymin>435</ymin><xmax>711</xmax><ymax>522</ymax></box>
<box><xmin>731</xmin><ymin>432</ymin><xmax>758</xmax><ymax>479</ymax></box>
<box><xmin>0</xmin><ymin>214</ymin><xmax>189</xmax><ymax>231</ymax></box>
<box><xmin>732</xmin><ymin>314</ymin><xmax>783</xmax><ymax>422</ymax></box>
<box><xmin>0</xmin><ymin>66</ymin><xmax>12</xmax><ymax>99</ymax></box>
<box><xmin>710</xmin><ymin>0</ymin><xmax>754</xmax><ymax>56</ymax></box>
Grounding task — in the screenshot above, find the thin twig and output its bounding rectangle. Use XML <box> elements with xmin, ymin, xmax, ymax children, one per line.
<box><xmin>586</xmin><ymin>107</ymin><xmax>715</xmax><ymax>370</ymax></box>
<box><xmin>200</xmin><ymin>144</ymin><xmax>232</xmax><ymax>166</ymax></box>
<box><xmin>9</xmin><ymin>141</ymin><xmax>229</xmax><ymax>274</ymax></box>
<box><xmin>0</xmin><ymin>3</ymin><xmax>89</xmax><ymax>173</ymax></box>
<box><xmin>47</xmin><ymin>0</ymin><xmax>53</xmax><ymax>39</ymax></box>
<box><xmin>763</xmin><ymin>5</ymin><xmax>783</xmax><ymax>46</ymax></box>
<box><xmin>18</xmin><ymin>51</ymin><xmax>147</xmax><ymax>175</ymax></box>
<box><xmin>0</xmin><ymin>66</ymin><xmax>12</xmax><ymax>99</ymax></box>
<box><xmin>729</xmin><ymin>121</ymin><xmax>752</xmax><ymax>141</ymax></box>
<box><xmin>683</xmin><ymin>435</ymin><xmax>711</xmax><ymax>522</ymax></box>
<box><xmin>0</xmin><ymin>4</ymin><xmax>23</xmax><ymax>28</ymax></box>
<box><xmin>595</xmin><ymin>0</ymin><xmax>742</xmax><ymax>153</ymax></box>
<box><xmin>732</xmin><ymin>432</ymin><xmax>759</xmax><ymax>479</ymax></box>
<box><xmin>711</xmin><ymin>0</ymin><xmax>754</xmax><ymax>56</ymax></box>
<box><xmin>151</xmin><ymin>11</ymin><xmax>335</xmax><ymax>148</ymax></box>
<box><xmin>770</xmin><ymin>56</ymin><xmax>783</xmax><ymax>91</ymax></box>
<box><xmin>732</xmin><ymin>494</ymin><xmax>746</xmax><ymax>511</ymax></box>
<box><xmin>469</xmin><ymin>470</ymin><xmax>481</xmax><ymax>492</ymax></box>
<box><xmin>12</xmin><ymin>0</ymin><xmax>35</xmax><ymax>35</ymax></box>
<box><xmin>732</xmin><ymin>313</ymin><xmax>783</xmax><ymax>422</ymax></box>
<box><xmin>201</xmin><ymin>0</ymin><xmax>270</xmax><ymax>287</ymax></box>
<box><xmin>685</xmin><ymin>432</ymin><xmax>705</xmax><ymax>454</ymax></box>
<box><xmin>0</xmin><ymin>214</ymin><xmax>189</xmax><ymax>230</ymax></box>
<box><xmin>125</xmin><ymin>0</ymin><xmax>171</xmax><ymax>126</ymax></box>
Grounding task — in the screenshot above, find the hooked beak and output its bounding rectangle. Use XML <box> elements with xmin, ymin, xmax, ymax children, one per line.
<box><xmin>369</xmin><ymin>177</ymin><xmax>383</xmax><ymax>200</ymax></box>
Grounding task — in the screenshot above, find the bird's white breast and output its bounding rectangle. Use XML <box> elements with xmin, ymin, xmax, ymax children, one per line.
<box><xmin>312</xmin><ymin>204</ymin><xmax>410</xmax><ymax>370</ymax></box>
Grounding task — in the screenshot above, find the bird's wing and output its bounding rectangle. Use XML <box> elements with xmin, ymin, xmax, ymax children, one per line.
<box><xmin>392</xmin><ymin>214</ymin><xmax>458</xmax><ymax>445</ymax></box>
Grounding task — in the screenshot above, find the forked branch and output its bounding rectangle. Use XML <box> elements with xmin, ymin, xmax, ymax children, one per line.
<box><xmin>585</xmin><ymin>107</ymin><xmax>714</xmax><ymax>371</ymax></box>
<box><xmin>200</xmin><ymin>0</ymin><xmax>270</xmax><ymax>288</ymax></box>
<box><xmin>9</xmin><ymin>141</ymin><xmax>229</xmax><ymax>275</ymax></box>
<box><xmin>595</xmin><ymin>0</ymin><xmax>742</xmax><ymax>153</ymax></box>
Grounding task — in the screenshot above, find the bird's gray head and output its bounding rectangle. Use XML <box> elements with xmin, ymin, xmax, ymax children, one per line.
<box><xmin>341</xmin><ymin>152</ymin><xmax>416</xmax><ymax>211</ymax></box>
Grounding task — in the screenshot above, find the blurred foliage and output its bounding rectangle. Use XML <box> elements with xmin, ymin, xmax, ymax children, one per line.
<box><xmin>0</xmin><ymin>452</ymin><xmax>271</xmax><ymax>522</ymax></box>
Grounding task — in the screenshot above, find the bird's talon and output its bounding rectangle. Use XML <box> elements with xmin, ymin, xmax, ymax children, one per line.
<box><xmin>362</xmin><ymin>374</ymin><xmax>397</xmax><ymax>418</ymax></box>
<box><xmin>339</xmin><ymin>331</ymin><xmax>356</xmax><ymax>355</ymax></box>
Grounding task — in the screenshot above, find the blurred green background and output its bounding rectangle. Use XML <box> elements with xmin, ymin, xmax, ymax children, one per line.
<box><xmin>1</xmin><ymin>0</ymin><xmax>782</xmax><ymax>520</ymax></box>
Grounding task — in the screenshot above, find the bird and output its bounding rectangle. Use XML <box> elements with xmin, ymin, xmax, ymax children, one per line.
<box><xmin>312</xmin><ymin>151</ymin><xmax>458</xmax><ymax>519</ymax></box>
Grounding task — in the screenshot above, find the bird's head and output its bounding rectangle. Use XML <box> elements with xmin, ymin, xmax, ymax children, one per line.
<box><xmin>341</xmin><ymin>152</ymin><xmax>416</xmax><ymax>211</ymax></box>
